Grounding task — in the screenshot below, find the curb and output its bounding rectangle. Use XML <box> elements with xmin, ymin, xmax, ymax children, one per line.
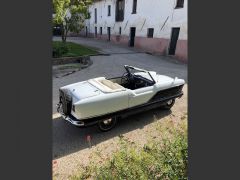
<box><xmin>52</xmin><ymin>56</ymin><xmax>91</xmax><ymax>65</ymax></box>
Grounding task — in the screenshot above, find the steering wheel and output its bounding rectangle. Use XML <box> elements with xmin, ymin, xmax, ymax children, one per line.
<box><xmin>121</xmin><ymin>72</ymin><xmax>130</xmax><ymax>84</ymax></box>
<box><xmin>134</xmin><ymin>78</ymin><xmax>142</xmax><ymax>88</ymax></box>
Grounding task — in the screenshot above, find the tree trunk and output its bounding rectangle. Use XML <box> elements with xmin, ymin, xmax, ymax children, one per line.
<box><xmin>65</xmin><ymin>29</ymin><xmax>69</xmax><ymax>43</ymax></box>
<box><xmin>63</xmin><ymin>24</ymin><xmax>69</xmax><ymax>44</ymax></box>
<box><xmin>60</xmin><ymin>23</ymin><xmax>66</xmax><ymax>43</ymax></box>
<box><xmin>61</xmin><ymin>34</ymin><xmax>66</xmax><ymax>43</ymax></box>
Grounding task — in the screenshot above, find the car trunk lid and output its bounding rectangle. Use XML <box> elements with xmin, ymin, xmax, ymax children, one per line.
<box><xmin>61</xmin><ymin>81</ymin><xmax>101</xmax><ymax>102</ymax></box>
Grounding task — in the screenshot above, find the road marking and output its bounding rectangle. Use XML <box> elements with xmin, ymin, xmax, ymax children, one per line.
<box><xmin>52</xmin><ymin>113</ymin><xmax>61</xmax><ymax>119</ymax></box>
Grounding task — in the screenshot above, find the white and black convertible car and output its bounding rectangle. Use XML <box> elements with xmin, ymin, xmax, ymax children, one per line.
<box><xmin>57</xmin><ymin>65</ymin><xmax>185</xmax><ymax>131</ymax></box>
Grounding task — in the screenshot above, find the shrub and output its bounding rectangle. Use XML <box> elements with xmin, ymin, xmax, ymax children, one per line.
<box><xmin>72</xmin><ymin>119</ymin><xmax>188</xmax><ymax>180</ymax></box>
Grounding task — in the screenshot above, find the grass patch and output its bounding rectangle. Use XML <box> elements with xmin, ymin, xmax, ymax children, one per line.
<box><xmin>52</xmin><ymin>41</ymin><xmax>99</xmax><ymax>58</ymax></box>
<box><xmin>71</xmin><ymin>118</ymin><xmax>188</xmax><ymax>180</ymax></box>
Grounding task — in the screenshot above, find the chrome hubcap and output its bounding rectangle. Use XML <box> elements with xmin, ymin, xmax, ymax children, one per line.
<box><xmin>167</xmin><ymin>100</ymin><xmax>173</xmax><ymax>105</ymax></box>
<box><xmin>103</xmin><ymin>119</ymin><xmax>112</xmax><ymax>125</ymax></box>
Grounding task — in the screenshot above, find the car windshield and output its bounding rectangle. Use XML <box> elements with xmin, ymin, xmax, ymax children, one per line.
<box><xmin>125</xmin><ymin>65</ymin><xmax>156</xmax><ymax>83</ymax></box>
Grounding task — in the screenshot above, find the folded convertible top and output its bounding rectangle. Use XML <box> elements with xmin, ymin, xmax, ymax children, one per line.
<box><xmin>88</xmin><ymin>77</ymin><xmax>126</xmax><ymax>93</ymax></box>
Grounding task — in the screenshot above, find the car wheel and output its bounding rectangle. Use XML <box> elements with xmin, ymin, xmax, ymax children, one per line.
<box><xmin>98</xmin><ymin>117</ymin><xmax>117</xmax><ymax>132</ymax></box>
<box><xmin>162</xmin><ymin>99</ymin><xmax>175</xmax><ymax>110</ymax></box>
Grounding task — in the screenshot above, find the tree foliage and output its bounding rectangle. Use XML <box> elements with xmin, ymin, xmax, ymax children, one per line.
<box><xmin>53</xmin><ymin>0</ymin><xmax>92</xmax><ymax>42</ymax></box>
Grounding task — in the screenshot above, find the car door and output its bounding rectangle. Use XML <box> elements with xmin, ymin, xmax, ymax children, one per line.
<box><xmin>128</xmin><ymin>86</ymin><xmax>155</xmax><ymax>108</ymax></box>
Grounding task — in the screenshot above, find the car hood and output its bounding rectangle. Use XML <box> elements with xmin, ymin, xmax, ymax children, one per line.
<box><xmin>60</xmin><ymin>81</ymin><xmax>102</xmax><ymax>102</ymax></box>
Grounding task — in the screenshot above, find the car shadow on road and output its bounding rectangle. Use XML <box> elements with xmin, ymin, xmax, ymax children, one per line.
<box><xmin>52</xmin><ymin>108</ymin><xmax>171</xmax><ymax>160</ymax></box>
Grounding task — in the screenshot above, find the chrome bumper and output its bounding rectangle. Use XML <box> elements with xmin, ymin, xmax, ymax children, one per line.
<box><xmin>56</xmin><ymin>103</ymin><xmax>85</xmax><ymax>127</ymax></box>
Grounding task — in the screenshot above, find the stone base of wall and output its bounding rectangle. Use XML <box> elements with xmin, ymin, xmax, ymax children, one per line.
<box><xmin>135</xmin><ymin>37</ymin><xmax>170</xmax><ymax>55</ymax></box>
<box><xmin>174</xmin><ymin>39</ymin><xmax>188</xmax><ymax>63</ymax></box>
<box><xmin>71</xmin><ymin>33</ymin><xmax>188</xmax><ymax>63</ymax></box>
<box><xmin>135</xmin><ymin>37</ymin><xmax>187</xmax><ymax>63</ymax></box>
<box><xmin>91</xmin><ymin>34</ymin><xmax>129</xmax><ymax>45</ymax></box>
<box><xmin>110</xmin><ymin>35</ymin><xmax>129</xmax><ymax>46</ymax></box>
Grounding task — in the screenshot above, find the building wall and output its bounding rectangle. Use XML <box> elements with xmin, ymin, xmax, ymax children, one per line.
<box><xmin>83</xmin><ymin>0</ymin><xmax>187</xmax><ymax>62</ymax></box>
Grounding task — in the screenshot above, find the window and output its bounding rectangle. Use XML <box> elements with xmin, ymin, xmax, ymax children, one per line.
<box><xmin>175</xmin><ymin>0</ymin><xmax>184</xmax><ymax>8</ymax></box>
<box><xmin>132</xmin><ymin>0</ymin><xmax>137</xmax><ymax>14</ymax></box>
<box><xmin>147</xmin><ymin>28</ymin><xmax>154</xmax><ymax>38</ymax></box>
<box><xmin>108</xmin><ymin>5</ymin><xmax>111</xmax><ymax>16</ymax></box>
<box><xmin>115</xmin><ymin>0</ymin><xmax>125</xmax><ymax>22</ymax></box>
<box><xmin>119</xmin><ymin>27</ymin><xmax>122</xmax><ymax>35</ymax></box>
<box><xmin>100</xmin><ymin>27</ymin><xmax>102</xmax><ymax>35</ymax></box>
<box><xmin>94</xmin><ymin>8</ymin><xmax>97</xmax><ymax>23</ymax></box>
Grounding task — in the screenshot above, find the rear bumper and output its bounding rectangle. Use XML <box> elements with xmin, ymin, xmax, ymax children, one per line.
<box><xmin>56</xmin><ymin>103</ymin><xmax>99</xmax><ymax>127</ymax></box>
<box><xmin>61</xmin><ymin>114</ymin><xmax>85</xmax><ymax>126</ymax></box>
<box><xmin>57</xmin><ymin>103</ymin><xmax>85</xmax><ymax>127</ymax></box>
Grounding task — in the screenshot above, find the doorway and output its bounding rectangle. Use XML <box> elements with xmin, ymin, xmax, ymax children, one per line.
<box><xmin>168</xmin><ymin>27</ymin><xmax>180</xmax><ymax>55</ymax></box>
<box><xmin>129</xmin><ymin>27</ymin><xmax>136</xmax><ymax>47</ymax></box>
<box><xmin>86</xmin><ymin>26</ymin><xmax>88</xmax><ymax>37</ymax></box>
<box><xmin>95</xmin><ymin>27</ymin><xmax>97</xmax><ymax>38</ymax></box>
<box><xmin>107</xmin><ymin>27</ymin><xmax>111</xmax><ymax>41</ymax></box>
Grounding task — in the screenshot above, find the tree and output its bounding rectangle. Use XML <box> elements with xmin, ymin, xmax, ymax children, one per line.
<box><xmin>53</xmin><ymin>0</ymin><xmax>92</xmax><ymax>43</ymax></box>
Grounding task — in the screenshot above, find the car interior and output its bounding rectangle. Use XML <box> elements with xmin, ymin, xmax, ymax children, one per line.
<box><xmin>107</xmin><ymin>66</ymin><xmax>155</xmax><ymax>90</ymax></box>
<box><xmin>89</xmin><ymin>66</ymin><xmax>156</xmax><ymax>92</ymax></box>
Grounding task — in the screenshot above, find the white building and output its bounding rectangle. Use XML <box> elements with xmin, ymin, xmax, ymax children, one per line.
<box><xmin>82</xmin><ymin>0</ymin><xmax>187</xmax><ymax>62</ymax></box>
